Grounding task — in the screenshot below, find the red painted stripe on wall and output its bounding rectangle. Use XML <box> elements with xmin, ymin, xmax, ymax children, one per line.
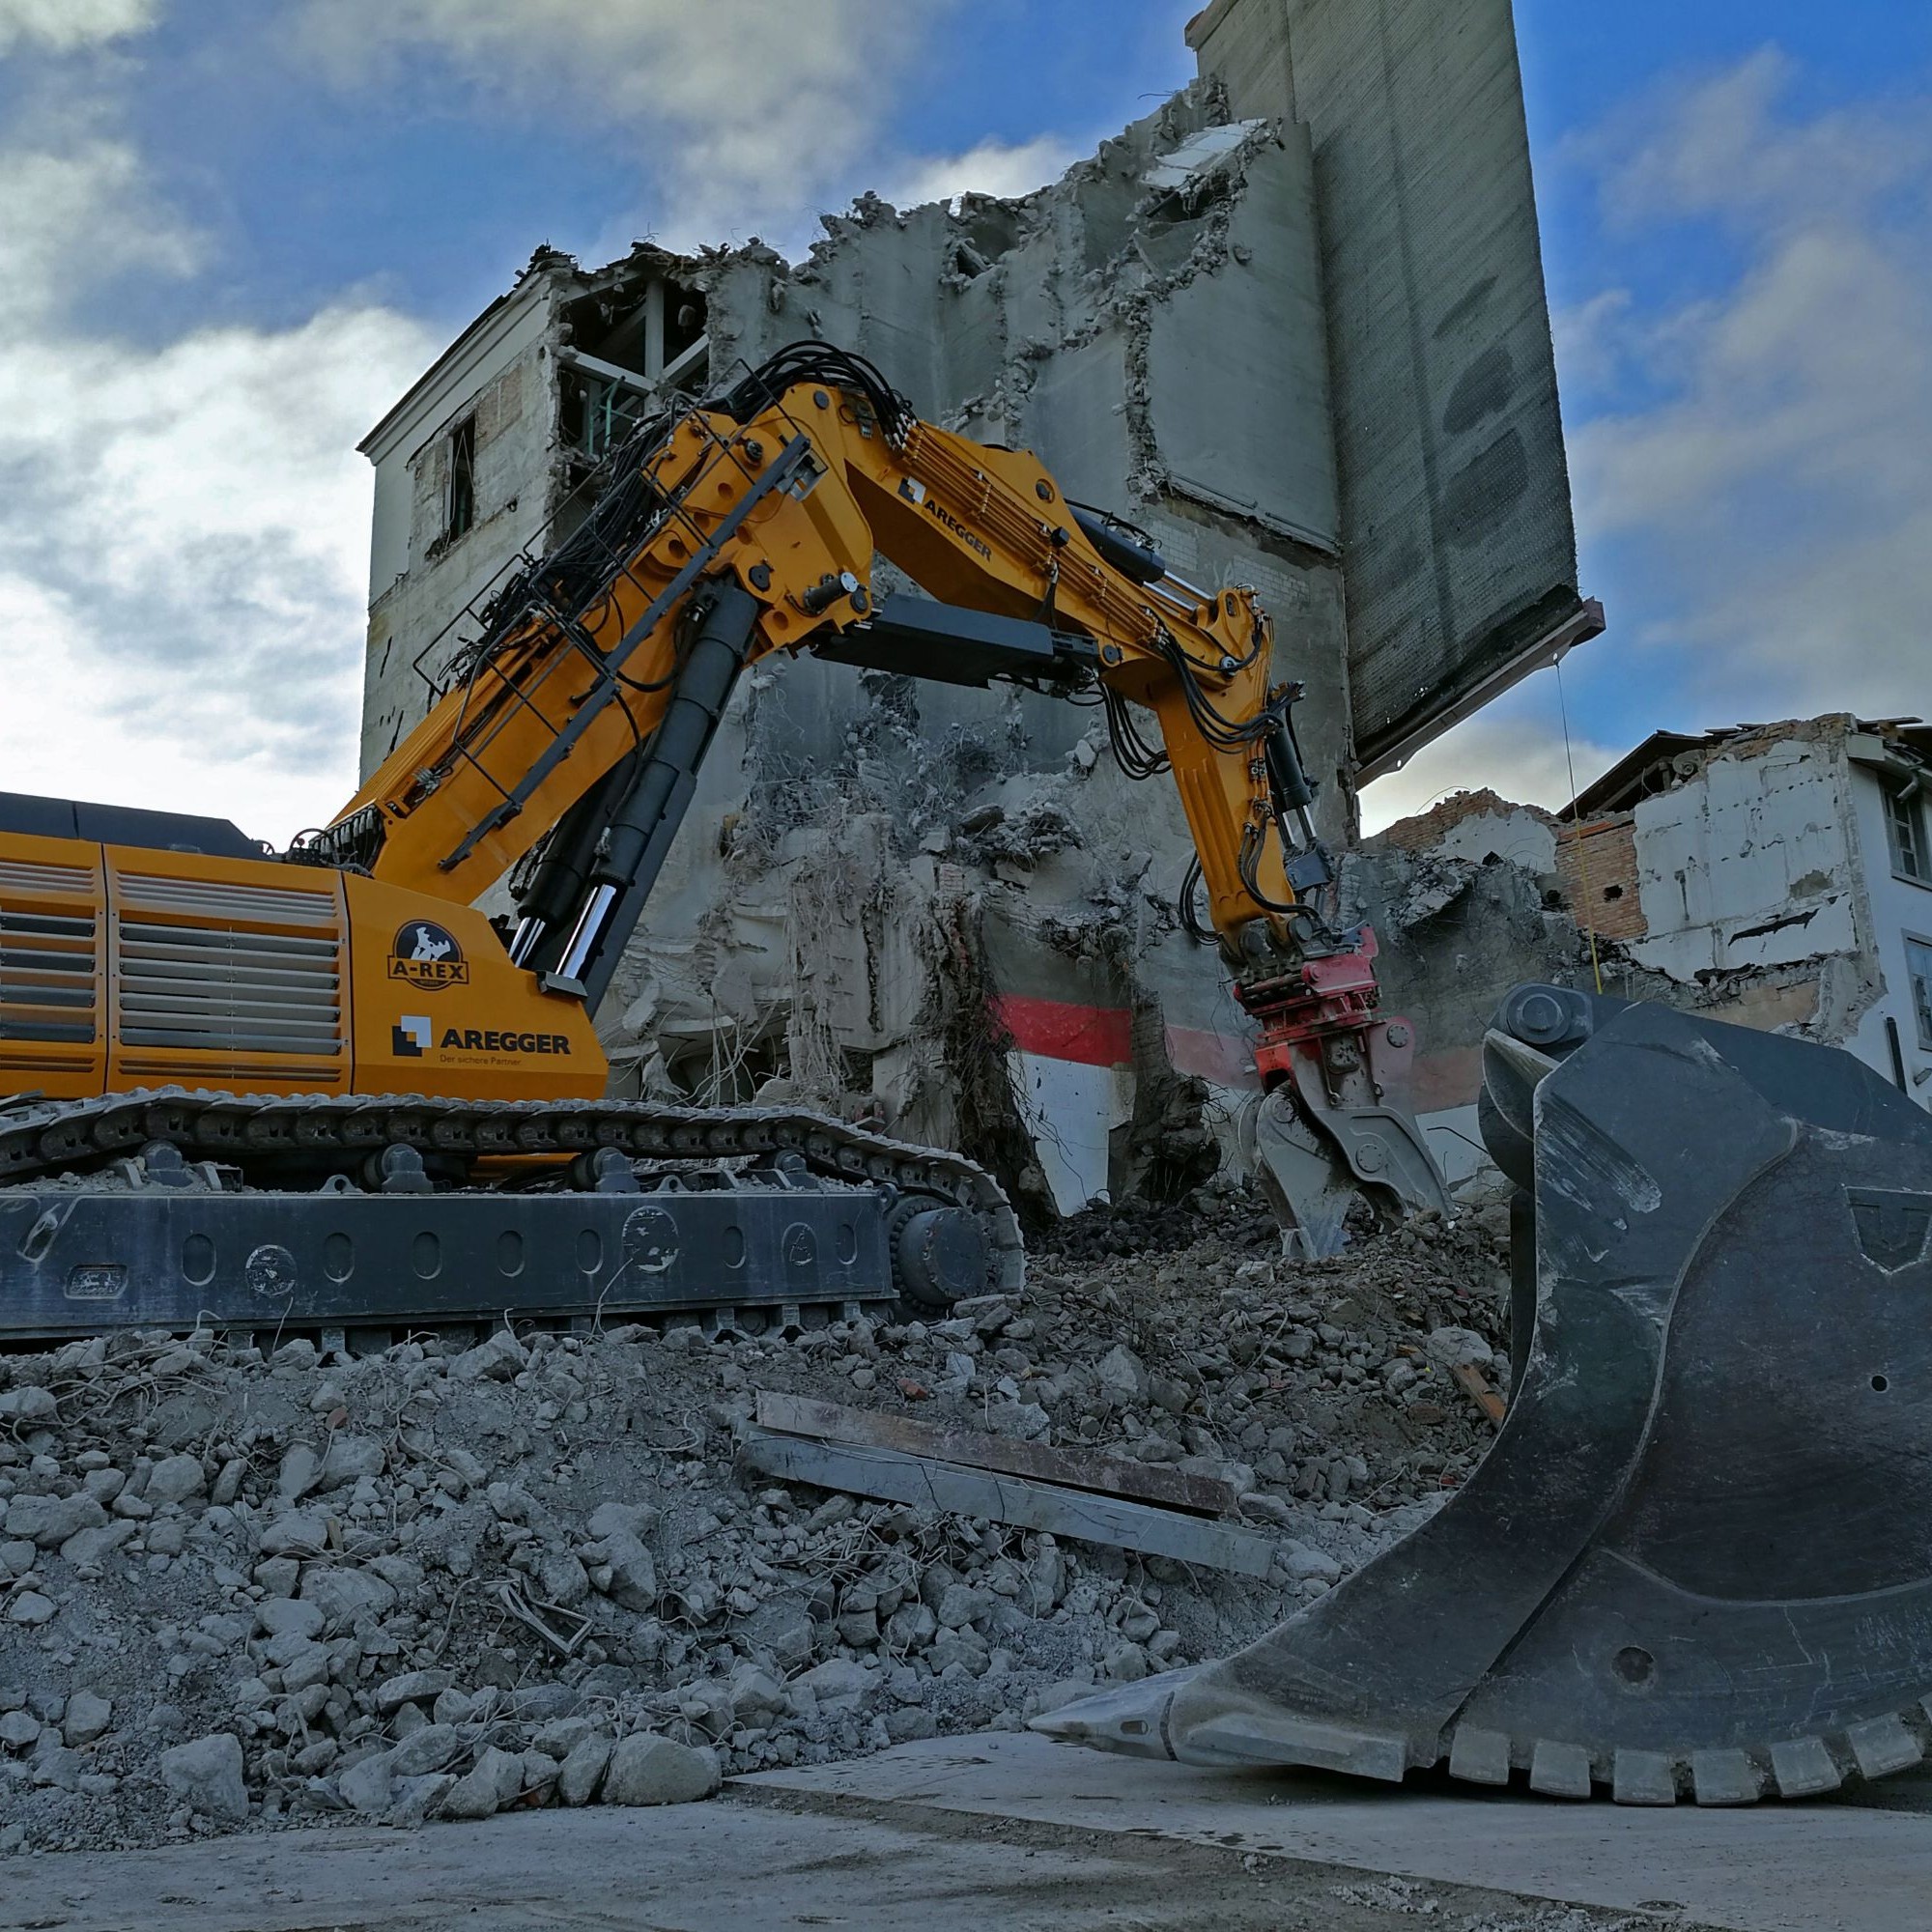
<box><xmin>990</xmin><ymin>994</ymin><xmax>1133</xmax><ymax>1068</ymax></box>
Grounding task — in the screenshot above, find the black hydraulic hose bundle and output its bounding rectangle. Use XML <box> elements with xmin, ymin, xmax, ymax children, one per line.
<box><xmin>712</xmin><ymin>340</ymin><xmax>916</xmax><ymax>443</ymax></box>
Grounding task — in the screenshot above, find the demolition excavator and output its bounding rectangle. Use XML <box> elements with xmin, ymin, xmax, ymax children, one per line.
<box><xmin>0</xmin><ymin>337</ymin><xmax>1445</xmax><ymax>1347</ymax></box>
<box><xmin>5</xmin><ymin>341</ymin><xmax>1930</xmax><ymax>1804</ymax></box>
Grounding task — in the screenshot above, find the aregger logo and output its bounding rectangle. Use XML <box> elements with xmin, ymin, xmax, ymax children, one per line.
<box><xmin>898</xmin><ymin>475</ymin><xmax>993</xmax><ymax>560</ymax></box>
<box><xmin>440</xmin><ymin>1028</ymin><xmax>573</xmax><ymax>1056</ymax></box>
<box><xmin>387</xmin><ymin>921</ymin><xmax>469</xmax><ymax>992</ymax></box>
<box><xmin>392</xmin><ymin>1014</ymin><xmax>433</xmax><ymax>1059</ymax></box>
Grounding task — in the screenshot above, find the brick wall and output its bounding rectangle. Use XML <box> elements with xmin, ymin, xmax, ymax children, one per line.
<box><xmin>1555</xmin><ymin>816</ymin><xmax>1644</xmax><ymax>942</ymax></box>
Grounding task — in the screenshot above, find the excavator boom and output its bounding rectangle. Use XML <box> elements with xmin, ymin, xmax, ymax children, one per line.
<box><xmin>310</xmin><ymin>342</ymin><xmax>1443</xmax><ymax>1244</ymax></box>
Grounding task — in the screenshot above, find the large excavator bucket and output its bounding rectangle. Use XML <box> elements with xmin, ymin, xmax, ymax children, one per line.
<box><xmin>1037</xmin><ymin>986</ymin><xmax>1932</xmax><ymax>1804</ymax></box>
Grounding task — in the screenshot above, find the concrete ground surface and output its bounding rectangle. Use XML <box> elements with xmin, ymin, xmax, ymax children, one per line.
<box><xmin>3</xmin><ymin>1733</ymin><xmax>1928</xmax><ymax>1931</ymax></box>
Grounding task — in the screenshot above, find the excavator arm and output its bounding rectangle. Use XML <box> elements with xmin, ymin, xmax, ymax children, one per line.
<box><xmin>309</xmin><ymin>343</ymin><xmax>1446</xmax><ymax>1245</ymax></box>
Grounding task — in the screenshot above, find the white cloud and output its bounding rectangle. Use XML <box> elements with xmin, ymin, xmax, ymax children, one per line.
<box><xmin>1577</xmin><ymin>49</ymin><xmax>1930</xmax><ymax>237</ymax></box>
<box><xmin>1548</xmin><ymin>287</ymin><xmax>1633</xmax><ymax>401</ymax></box>
<box><xmin>0</xmin><ymin>141</ymin><xmax>199</xmax><ymax>324</ymax></box>
<box><xmin>1562</xmin><ymin>53</ymin><xmax>1932</xmax><ymax>723</ymax></box>
<box><xmin>1358</xmin><ymin>700</ymin><xmax>1618</xmax><ymax>838</ymax></box>
<box><xmin>0</xmin><ymin>0</ymin><xmax>156</xmax><ymax>54</ymax></box>
<box><xmin>0</xmin><ymin>139</ymin><xmax>437</xmax><ymax>842</ymax></box>
<box><xmin>885</xmin><ymin>135</ymin><xmax>1082</xmax><ymax>213</ymax></box>
<box><xmin>294</xmin><ymin>0</ymin><xmax>954</xmax><ymax>248</ymax></box>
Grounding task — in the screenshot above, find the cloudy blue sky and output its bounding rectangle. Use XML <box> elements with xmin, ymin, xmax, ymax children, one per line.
<box><xmin>0</xmin><ymin>0</ymin><xmax>1923</xmax><ymax>839</ymax></box>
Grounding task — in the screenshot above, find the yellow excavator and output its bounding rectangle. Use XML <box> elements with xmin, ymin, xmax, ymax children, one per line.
<box><xmin>0</xmin><ymin>338</ymin><xmax>1445</xmax><ymax>1344</ymax></box>
<box><xmin>3</xmin><ymin>343</ymin><xmax>1928</xmax><ymax>1805</ymax></box>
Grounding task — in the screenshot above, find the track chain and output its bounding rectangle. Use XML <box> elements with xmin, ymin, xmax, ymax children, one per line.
<box><xmin>0</xmin><ymin>1088</ymin><xmax>1023</xmax><ymax>1295</ymax></box>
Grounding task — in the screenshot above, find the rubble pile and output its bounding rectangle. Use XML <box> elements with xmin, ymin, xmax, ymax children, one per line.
<box><xmin>0</xmin><ymin>1191</ymin><xmax>1511</xmax><ymax>1853</ymax></box>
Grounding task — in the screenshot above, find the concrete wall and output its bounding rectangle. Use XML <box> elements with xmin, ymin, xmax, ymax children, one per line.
<box><xmin>699</xmin><ymin>93</ymin><xmax>1352</xmax><ymax>837</ymax></box>
<box><xmin>359</xmin><ymin>283</ymin><xmax>560</xmax><ymax>774</ymax></box>
<box><xmin>1344</xmin><ymin>791</ymin><xmax>1585</xmax><ymax>1174</ymax></box>
<box><xmin>1623</xmin><ymin>734</ymin><xmax>1865</xmax><ymax>993</ymax></box>
<box><xmin>1189</xmin><ymin>0</ymin><xmax>1590</xmax><ymax>778</ymax></box>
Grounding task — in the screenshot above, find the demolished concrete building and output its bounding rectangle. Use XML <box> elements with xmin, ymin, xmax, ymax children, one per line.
<box><xmin>354</xmin><ymin>0</ymin><xmax>1599</xmax><ymax>1217</ymax></box>
<box><xmin>1354</xmin><ymin>714</ymin><xmax>1932</xmax><ymax>1185</ymax></box>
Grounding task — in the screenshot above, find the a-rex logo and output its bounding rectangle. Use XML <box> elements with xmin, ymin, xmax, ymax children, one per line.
<box><xmin>386</xmin><ymin>920</ymin><xmax>469</xmax><ymax>992</ymax></box>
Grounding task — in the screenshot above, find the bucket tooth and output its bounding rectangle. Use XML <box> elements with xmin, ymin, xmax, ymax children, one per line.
<box><xmin>1035</xmin><ymin>1671</ymin><xmax>1407</xmax><ymax>1780</ymax></box>
<box><xmin>1446</xmin><ymin>1727</ymin><xmax>1511</xmax><ymax>1786</ymax></box>
<box><xmin>1029</xmin><ymin>1669</ymin><xmax>1188</xmax><ymax>1760</ymax></box>
<box><xmin>1846</xmin><ymin>1715</ymin><xmax>1924</xmax><ymax>1781</ymax></box>
<box><xmin>1611</xmin><ymin>1750</ymin><xmax>1676</xmax><ymax>1806</ymax></box>
<box><xmin>1769</xmin><ymin>1737</ymin><xmax>1840</xmax><ymax>1798</ymax></box>
<box><xmin>1690</xmin><ymin>1750</ymin><xmax>1761</xmax><ymax>1806</ymax></box>
<box><xmin>1528</xmin><ymin>1741</ymin><xmax>1592</xmax><ymax>1799</ymax></box>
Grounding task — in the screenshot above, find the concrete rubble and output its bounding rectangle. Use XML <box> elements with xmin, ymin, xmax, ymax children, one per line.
<box><xmin>0</xmin><ymin>1192</ymin><xmax>1510</xmax><ymax>1854</ymax></box>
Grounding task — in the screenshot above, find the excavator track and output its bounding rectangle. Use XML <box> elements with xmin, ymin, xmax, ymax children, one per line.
<box><xmin>1038</xmin><ymin>988</ymin><xmax>1932</xmax><ymax>1804</ymax></box>
<box><xmin>0</xmin><ymin>1089</ymin><xmax>1022</xmax><ymax>1346</ymax></box>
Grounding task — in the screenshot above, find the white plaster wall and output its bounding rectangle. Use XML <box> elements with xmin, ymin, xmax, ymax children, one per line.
<box><xmin>1627</xmin><ymin>741</ymin><xmax>1860</xmax><ymax>982</ymax></box>
<box><xmin>363</xmin><ymin>288</ymin><xmax>553</xmax><ymax>601</ymax></box>
<box><xmin>1008</xmin><ymin>1052</ymin><xmax>1134</xmax><ymax>1215</ymax></box>
<box><xmin>359</xmin><ymin>287</ymin><xmax>562</xmax><ymax>778</ymax></box>
<box><xmin>1845</xmin><ymin>763</ymin><xmax>1932</xmax><ymax>1106</ymax></box>
<box><xmin>367</xmin><ymin>461</ymin><xmax>414</xmax><ymax>611</ymax></box>
<box><xmin>1428</xmin><ymin>808</ymin><xmax>1555</xmax><ymax>872</ymax></box>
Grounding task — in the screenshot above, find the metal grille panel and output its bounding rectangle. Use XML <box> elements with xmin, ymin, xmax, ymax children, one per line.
<box><xmin>0</xmin><ymin>858</ymin><xmax>94</xmax><ymax>897</ymax></box>
<box><xmin>0</xmin><ymin>858</ymin><xmax>99</xmax><ymax>1055</ymax></box>
<box><xmin>115</xmin><ymin>919</ymin><xmax>343</xmax><ymax>1057</ymax></box>
<box><xmin>115</xmin><ymin>872</ymin><xmax>337</xmax><ymax>926</ymax></box>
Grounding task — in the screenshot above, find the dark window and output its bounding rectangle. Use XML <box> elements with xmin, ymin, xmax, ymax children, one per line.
<box><xmin>1886</xmin><ymin>779</ymin><xmax>1928</xmax><ymax>883</ymax></box>
<box><xmin>445</xmin><ymin>414</ymin><xmax>476</xmax><ymax>542</ymax></box>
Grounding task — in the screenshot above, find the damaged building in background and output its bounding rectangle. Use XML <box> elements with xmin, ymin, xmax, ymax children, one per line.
<box><xmin>354</xmin><ymin>0</ymin><xmax>1600</xmax><ymax>1217</ymax></box>
<box><xmin>1355</xmin><ymin>714</ymin><xmax>1932</xmax><ymax>1185</ymax></box>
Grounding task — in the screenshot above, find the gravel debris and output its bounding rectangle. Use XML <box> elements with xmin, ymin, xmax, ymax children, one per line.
<box><xmin>0</xmin><ymin>1186</ymin><xmax>1510</xmax><ymax>1851</ymax></box>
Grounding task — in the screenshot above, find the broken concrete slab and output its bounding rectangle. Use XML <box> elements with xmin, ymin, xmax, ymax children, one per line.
<box><xmin>739</xmin><ymin>1426</ymin><xmax>1275</xmax><ymax>1577</ymax></box>
<box><xmin>753</xmin><ymin>1390</ymin><xmax>1238</xmax><ymax>1517</ymax></box>
<box><xmin>0</xmin><ymin>1803</ymin><xmax>1644</xmax><ymax>1932</ymax></box>
<box><xmin>10</xmin><ymin>1737</ymin><xmax>1928</xmax><ymax>1932</ymax></box>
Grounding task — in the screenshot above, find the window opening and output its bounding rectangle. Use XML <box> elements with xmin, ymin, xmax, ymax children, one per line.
<box><xmin>1887</xmin><ymin>779</ymin><xmax>1927</xmax><ymax>883</ymax></box>
<box><xmin>445</xmin><ymin>414</ymin><xmax>476</xmax><ymax>543</ymax></box>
